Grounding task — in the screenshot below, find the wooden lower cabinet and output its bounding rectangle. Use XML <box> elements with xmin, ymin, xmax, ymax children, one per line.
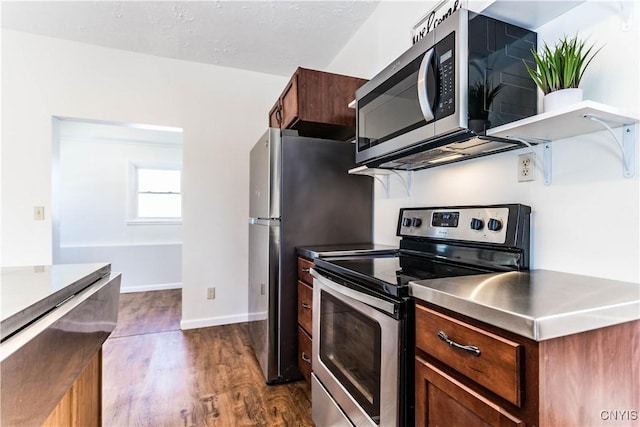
<box><xmin>415</xmin><ymin>301</ymin><xmax>640</xmax><ymax>427</ymax></box>
<box><xmin>415</xmin><ymin>305</ymin><xmax>523</xmax><ymax>406</ymax></box>
<box><xmin>415</xmin><ymin>355</ymin><xmax>523</xmax><ymax>427</ymax></box>
<box><xmin>43</xmin><ymin>349</ymin><xmax>102</xmax><ymax>427</ymax></box>
<box><xmin>297</xmin><ymin>256</ymin><xmax>314</xmax><ymax>385</ymax></box>
<box><xmin>297</xmin><ymin>280</ymin><xmax>313</xmax><ymax>337</ymax></box>
<box><xmin>298</xmin><ymin>326</ymin><xmax>313</xmax><ymax>384</ymax></box>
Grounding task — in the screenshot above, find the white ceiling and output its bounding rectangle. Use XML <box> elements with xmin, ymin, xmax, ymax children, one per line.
<box><xmin>57</xmin><ymin>117</ymin><xmax>184</xmax><ymax>146</ymax></box>
<box><xmin>1</xmin><ymin>1</ymin><xmax>380</xmax><ymax>77</ymax></box>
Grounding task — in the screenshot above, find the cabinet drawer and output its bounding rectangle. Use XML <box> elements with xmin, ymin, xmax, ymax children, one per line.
<box><xmin>415</xmin><ymin>355</ymin><xmax>524</xmax><ymax>427</ymax></box>
<box><xmin>298</xmin><ymin>326</ymin><xmax>312</xmax><ymax>384</ymax></box>
<box><xmin>297</xmin><ymin>257</ymin><xmax>314</xmax><ymax>286</ymax></box>
<box><xmin>415</xmin><ymin>305</ymin><xmax>523</xmax><ymax>406</ymax></box>
<box><xmin>298</xmin><ymin>280</ymin><xmax>313</xmax><ymax>336</ymax></box>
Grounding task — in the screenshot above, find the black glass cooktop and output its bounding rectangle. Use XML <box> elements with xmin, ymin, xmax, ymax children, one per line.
<box><xmin>314</xmin><ymin>254</ymin><xmax>490</xmax><ymax>298</ymax></box>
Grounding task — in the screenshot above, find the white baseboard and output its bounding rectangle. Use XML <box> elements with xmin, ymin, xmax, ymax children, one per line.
<box><xmin>180</xmin><ymin>312</ymin><xmax>264</xmax><ymax>330</ymax></box>
<box><xmin>120</xmin><ymin>282</ymin><xmax>182</xmax><ymax>293</ymax></box>
<box><xmin>246</xmin><ymin>311</ymin><xmax>267</xmax><ymax>322</ymax></box>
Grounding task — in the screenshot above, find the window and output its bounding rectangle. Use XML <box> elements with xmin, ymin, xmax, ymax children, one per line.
<box><xmin>130</xmin><ymin>165</ymin><xmax>182</xmax><ymax>223</ymax></box>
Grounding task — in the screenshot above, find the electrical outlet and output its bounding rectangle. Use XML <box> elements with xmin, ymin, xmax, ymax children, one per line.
<box><xmin>34</xmin><ymin>206</ymin><xmax>45</xmax><ymax>221</ymax></box>
<box><xmin>207</xmin><ymin>287</ymin><xmax>215</xmax><ymax>299</ymax></box>
<box><xmin>518</xmin><ymin>153</ymin><xmax>535</xmax><ymax>182</ymax></box>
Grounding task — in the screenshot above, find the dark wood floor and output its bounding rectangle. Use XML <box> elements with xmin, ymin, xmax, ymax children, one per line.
<box><xmin>103</xmin><ymin>289</ymin><xmax>313</xmax><ymax>426</ymax></box>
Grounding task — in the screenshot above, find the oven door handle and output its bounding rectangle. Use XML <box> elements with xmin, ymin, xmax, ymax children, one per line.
<box><xmin>312</xmin><ymin>269</ymin><xmax>396</xmax><ymax>316</ymax></box>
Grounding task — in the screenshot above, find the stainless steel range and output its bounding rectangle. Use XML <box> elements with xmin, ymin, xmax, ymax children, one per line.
<box><xmin>311</xmin><ymin>204</ymin><xmax>531</xmax><ymax>427</ymax></box>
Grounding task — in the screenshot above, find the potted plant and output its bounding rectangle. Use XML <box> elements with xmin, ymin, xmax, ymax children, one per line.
<box><xmin>468</xmin><ymin>80</ymin><xmax>504</xmax><ymax>133</ymax></box>
<box><xmin>524</xmin><ymin>34</ymin><xmax>602</xmax><ymax>112</ymax></box>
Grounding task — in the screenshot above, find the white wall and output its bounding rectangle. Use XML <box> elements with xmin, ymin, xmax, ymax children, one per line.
<box><xmin>328</xmin><ymin>1</ymin><xmax>640</xmax><ymax>283</ymax></box>
<box><xmin>57</xmin><ymin>243</ymin><xmax>182</xmax><ymax>293</ymax></box>
<box><xmin>58</xmin><ymin>121</ymin><xmax>183</xmax><ymax>246</ymax></box>
<box><xmin>55</xmin><ymin>119</ymin><xmax>183</xmax><ymax>291</ymax></box>
<box><xmin>1</xmin><ymin>30</ymin><xmax>288</xmax><ymax>327</ymax></box>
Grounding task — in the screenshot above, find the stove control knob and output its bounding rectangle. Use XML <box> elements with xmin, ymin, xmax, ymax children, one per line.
<box><xmin>402</xmin><ymin>217</ymin><xmax>412</xmax><ymax>227</ymax></box>
<box><xmin>411</xmin><ymin>217</ymin><xmax>422</xmax><ymax>227</ymax></box>
<box><xmin>470</xmin><ymin>218</ymin><xmax>484</xmax><ymax>230</ymax></box>
<box><xmin>487</xmin><ymin>218</ymin><xmax>502</xmax><ymax>231</ymax></box>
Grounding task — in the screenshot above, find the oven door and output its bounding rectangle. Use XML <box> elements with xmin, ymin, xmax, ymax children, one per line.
<box><xmin>312</xmin><ymin>269</ymin><xmax>400</xmax><ymax>427</ymax></box>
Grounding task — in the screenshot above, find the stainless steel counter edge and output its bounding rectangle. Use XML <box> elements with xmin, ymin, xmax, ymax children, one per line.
<box><xmin>0</xmin><ymin>271</ymin><xmax>121</xmax><ymax>426</ymax></box>
<box><xmin>409</xmin><ymin>270</ymin><xmax>640</xmax><ymax>341</ymax></box>
<box><xmin>296</xmin><ymin>244</ymin><xmax>398</xmax><ymax>259</ymax></box>
<box><xmin>1</xmin><ymin>262</ymin><xmax>111</xmax><ymax>340</ymax></box>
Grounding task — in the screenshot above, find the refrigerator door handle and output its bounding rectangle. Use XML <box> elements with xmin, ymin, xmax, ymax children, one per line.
<box><xmin>249</xmin><ymin>217</ymin><xmax>281</xmax><ymax>225</ymax></box>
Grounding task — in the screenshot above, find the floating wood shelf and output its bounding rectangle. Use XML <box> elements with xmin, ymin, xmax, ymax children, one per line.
<box><xmin>488</xmin><ymin>101</ymin><xmax>638</xmax><ymax>141</ymax></box>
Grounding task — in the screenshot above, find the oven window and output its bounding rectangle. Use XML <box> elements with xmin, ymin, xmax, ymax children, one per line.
<box><xmin>319</xmin><ymin>291</ymin><xmax>382</xmax><ymax>422</ymax></box>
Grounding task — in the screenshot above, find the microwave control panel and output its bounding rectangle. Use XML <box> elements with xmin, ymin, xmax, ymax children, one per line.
<box><xmin>434</xmin><ymin>31</ymin><xmax>456</xmax><ymax>120</ymax></box>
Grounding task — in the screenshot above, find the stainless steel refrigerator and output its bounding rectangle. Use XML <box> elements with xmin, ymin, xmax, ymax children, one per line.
<box><xmin>248</xmin><ymin>128</ymin><xmax>373</xmax><ymax>384</ymax></box>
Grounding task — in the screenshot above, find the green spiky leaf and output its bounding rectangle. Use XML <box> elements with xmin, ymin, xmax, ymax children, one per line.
<box><xmin>523</xmin><ymin>35</ymin><xmax>602</xmax><ymax>95</ymax></box>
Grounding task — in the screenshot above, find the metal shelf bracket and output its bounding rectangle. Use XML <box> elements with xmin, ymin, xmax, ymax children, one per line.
<box><xmin>373</xmin><ymin>173</ymin><xmax>391</xmax><ymax>198</ymax></box>
<box><xmin>348</xmin><ymin>166</ymin><xmax>412</xmax><ymax>198</ymax></box>
<box><xmin>543</xmin><ymin>142</ymin><xmax>553</xmax><ymax>185</ymax></box>
<box><xmin>584</xmin><ymin>114</ymin><xmax>635</xmax><ymax>179</ymax></box>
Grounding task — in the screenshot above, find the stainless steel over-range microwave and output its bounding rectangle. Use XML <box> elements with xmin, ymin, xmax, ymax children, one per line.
<box><xmin>355</xmin><ymin>8</ymin><xmax>538</xmax><ymax>170</ymax></box>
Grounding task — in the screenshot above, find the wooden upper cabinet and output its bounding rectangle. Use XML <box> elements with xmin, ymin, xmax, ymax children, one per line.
<box><xmin>268</xmin><ymin>103</ymin><xmax>281</xmax><ymax>128</ymax></box>
<box><xmin>281</xmin><ymin>76</ymin><xmax>299</xmax><ymax>129</ymax></box>
<box><xmin>269</xmin><ymin>67</ymin><xmax>367</xmax><ymax>140</ymax></box>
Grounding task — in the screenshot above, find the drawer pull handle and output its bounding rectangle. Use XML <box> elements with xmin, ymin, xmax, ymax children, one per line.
<box><xmin>301</xmin><ymin>303</ymin><xmax>311</xmax><ymax>310</ymax></box>
<box><xmin>437</xmin><ymin>331</ymin><xmax>481</xmax><ymax>357</ymax></box>
<box><xmin>301</xmin><ymin>268</ymin><xmax>311</xmax><ymax>273</ymax></box>
<box><xmin>301</xmin><ymin>352</ymin><xmax>311</xmax><ymax>364</ymax></box>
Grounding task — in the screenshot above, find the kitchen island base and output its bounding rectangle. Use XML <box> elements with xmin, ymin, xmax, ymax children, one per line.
<box><xmin>42</xmin><ymin>350</ymin><xmax>102</xmax><ymax>427</ymax></box>
<box><xmin>1</xmin><ymin>264</ymin><xmax>120</xmax><ymax>426</ymax></box>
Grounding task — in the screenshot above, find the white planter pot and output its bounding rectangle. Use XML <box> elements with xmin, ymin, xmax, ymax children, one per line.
<box><xmin>543</xmin><ymin>88</ymin><xmax>584</xmax><ymax>112</ymax></box>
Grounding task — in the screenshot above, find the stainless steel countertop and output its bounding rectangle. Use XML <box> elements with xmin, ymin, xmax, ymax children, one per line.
<box><xmin>296</xmin><ymin>243</ymin><xmax>398</xmax><ymax>259</ymax></box>
<box><xmin>1</xmin><ymin>263</ymin><xmax>111</xmax><ymax>340</ymax></box>
<box><xmin>1</xmin><ymin>267</ymin><xmax>121</xmax><ymax>426</ymax></box>
<box><xmin>409</xmin><ymin>270</ymin><xmax>640</xmax><ymax>341</ymax></box>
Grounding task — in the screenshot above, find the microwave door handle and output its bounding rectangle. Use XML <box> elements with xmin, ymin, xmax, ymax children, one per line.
<box><xmin>417</xmin><ymin>48</ymin><xmax>436</xmax><ymax>122</ymax></box>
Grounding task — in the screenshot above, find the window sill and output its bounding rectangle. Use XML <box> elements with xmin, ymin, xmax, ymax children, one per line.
<box><xmin>126</xmin><ymin>218</ymin><xmax>183</xmax><ymax>226</ymax></box>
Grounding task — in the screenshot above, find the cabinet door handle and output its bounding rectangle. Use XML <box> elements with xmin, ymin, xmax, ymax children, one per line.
<box><xmin>437</xmin><ymin>331</ymin><xmax>481</xmax><ymax>356</ymax></box>
<box><xmin>301</xmin><ymin>352</ymin><xmax>311</xmax><ymax>364</ymax></box>
<box><xmin>301</xmin><ymin>268</ymin><xmax>311</xmax><ymax>273</ymax></box>
<box><xmin>275</xmin><ymin>107</ymin><xmax>282</xmax><ymax>124</ymax></box>
<box><xmin>301</xmin><ymin>303</ymin><xmax>311</xmax><ymax>310</ymax></box>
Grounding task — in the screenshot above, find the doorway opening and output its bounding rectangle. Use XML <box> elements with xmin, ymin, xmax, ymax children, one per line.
<box><xmin>52</xmin><ymin>116</ymin><xmax>184</xmax><ymax>292</ymax></box>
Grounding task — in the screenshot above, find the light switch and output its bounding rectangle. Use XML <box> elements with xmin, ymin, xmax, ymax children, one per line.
<box><xmin>34</xmin><ymin>206</ymin><xmax>45</xmax><ymax>221</ymax></box>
